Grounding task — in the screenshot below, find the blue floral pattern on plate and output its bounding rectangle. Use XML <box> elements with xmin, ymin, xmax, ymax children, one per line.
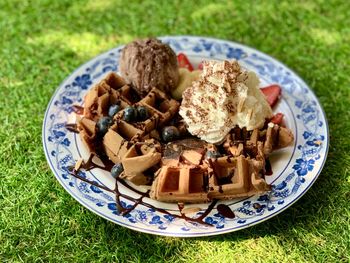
<box><xmin>42</xmin><ymin>36</ymin><xmax>329</xmax><ymax>237</ymax></box>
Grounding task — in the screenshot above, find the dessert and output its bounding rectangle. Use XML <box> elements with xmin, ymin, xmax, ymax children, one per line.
<box><xmin>119</xmin><ymin>38</ymin><xmax>179</xmax><ymax>96</ymax></box>
<box><xmin>179</xmin><ymin>60</ymin><xmax>273</xmax><ymax>144</ymax></box>
<box><xmin>150</xmin><ymin>124</ymin><xmax>293</xmax><ymax>203</ymax></box>
<box><xmin>69</xmin><ymin>39</ymin><xmax>294</xmax><ymax>205</ymax></box>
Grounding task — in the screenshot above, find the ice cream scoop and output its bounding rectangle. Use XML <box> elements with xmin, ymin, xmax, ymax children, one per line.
<box><xmin>179</xmin><ymin>60</ymin><xmax>273</xmax><ymax>144</ymax></box>
<box><xmin>119</xmin><ymin>38</ymin><xmax>179</xmax><ymax>96</ymax></box>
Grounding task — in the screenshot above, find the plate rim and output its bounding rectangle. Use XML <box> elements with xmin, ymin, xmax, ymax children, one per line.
<box><xmin>42</xmin><ymin>35</ymin><xmax>330</xmax><ymax>237</ymax></box>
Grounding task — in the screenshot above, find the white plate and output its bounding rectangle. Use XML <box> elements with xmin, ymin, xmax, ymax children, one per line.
<box><xmin>43</xmin><ymin>36</ymin><xmax>329</xmax><ymax>237</ymax></box>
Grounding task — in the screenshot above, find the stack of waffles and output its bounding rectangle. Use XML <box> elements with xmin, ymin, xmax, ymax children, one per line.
<box><xmin>75</xmin><ymin>73</ymin><xmax>294</xmax><ymax>203</ymax></box>
<box><xmin>150</xmin><ymin>124</ymin><xmax>293</xmax><ymax>203</ymax></box>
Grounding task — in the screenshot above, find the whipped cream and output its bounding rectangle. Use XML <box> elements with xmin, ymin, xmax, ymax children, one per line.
<box><xmin>179</xmin><ymin>60</ymin><xmax>273</xmax><ymax>144</ymax></box>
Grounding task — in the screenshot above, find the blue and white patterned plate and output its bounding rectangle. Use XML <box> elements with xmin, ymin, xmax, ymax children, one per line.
<box><xmin>43</xmin><ymin>36</ymin><xmax>329</xmax><ymax>237</ymax></box>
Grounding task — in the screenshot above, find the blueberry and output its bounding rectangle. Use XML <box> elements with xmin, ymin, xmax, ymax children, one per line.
<box><xmin>137</xmin><ymin>106</ymin><xmax>149</xmax><ymax>121</ymax></box>
<box><xmin>123</xmin><ymin>106</ymin><xmax>136</xmax><ymax>122</ymax></box>
<box><xmin>161</xmin><ymin>126</ymin><xmax>180</xmax><ymax>142</ymax></box>
<box><xmin>96</xmin><ymin>116</ymin><xmax>113</xmax><ymax>136</ymax></box>
<box><xmin>108</xmin><ymin>104</ymin><xmax>121</xmax><ymax>117</ymax></box>
<box><xmin>205</xmin><ymin>150</ymin><xmax>221</xmax><ymax>159</ymax></box>
<box><xmin>111</xmin><ymin>163</ymin><xmax>124</xmax><ymax>178</ymax></box>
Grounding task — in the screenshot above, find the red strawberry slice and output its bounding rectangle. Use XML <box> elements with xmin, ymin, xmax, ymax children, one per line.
<box><xmin>270</xmin><ymin>113</ymin><xmax>284</xmax><ymax>125</ymax></box>
<box><xmin>198</xmin><ymin>61</ymin><xmax>204</xmax><ymax>70</ymax></box>
<box><xmin>177</xmin><ymin>53</ymin><xmax>193</xmax><ymax>71</ymax></box>
<box><xmin>261</xmin><ymin>84</ymin><xmax>282</xmax><ymax>107</ymax></box>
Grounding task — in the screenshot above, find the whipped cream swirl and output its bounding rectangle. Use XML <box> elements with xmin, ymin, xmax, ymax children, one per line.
<box><xmin>179</xmin><ymin>60</ymin><xmax>273</xmax><ymax>144</ymax></box>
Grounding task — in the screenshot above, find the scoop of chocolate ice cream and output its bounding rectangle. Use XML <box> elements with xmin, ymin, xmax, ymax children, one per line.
<box><xmin>119</xmin><ymin>38</ymin><xmax>179</xmax><ymax>96</ymax></box>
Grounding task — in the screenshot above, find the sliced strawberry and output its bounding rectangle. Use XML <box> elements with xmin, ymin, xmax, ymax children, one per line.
<box><xmin>270</xmin><ymin>113</ymin><xmax>284</xmax><ymax>125</ymax></box>
<box><xmin>177</xmin><ymin>53</ymin><xmax>193</xmax><ymax>71</ymax></box>
<box><xmin>261</xmin><ymin>84</ymin><xmax>282</xmax><ymax>107</ymax></box>
<box><xmin>198</xmin><ymin>61</ymin><xmax>204</xmax><ymax>70</ymax></box>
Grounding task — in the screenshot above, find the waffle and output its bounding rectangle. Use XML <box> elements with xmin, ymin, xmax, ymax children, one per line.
<box><xmin>150</xmin><ymin>123</ymin><xmax>293</xmax><ymax>203</ymax></box>
<box><xmin>77</xmin><ymin>73</ymin><xmax>179</xmax><ymax>185</ymax></box>
<box><xmin>206</xmin><ymin>123</ymin><xmax>293</xmax><ymax>200</ymax></box>
<box><xmin>150</xmin><ymin>152</ymin><xmax>270</xmax><ymax>203</ymax></box>
<box><xmin>150</xmin><ymin>165</ymin><xmax>209</xmax><ymax>203</ymax></box>
<box><xmin>102</xmin><ymin>122</ymin><xmax>142</xmax><ymax>164</ymax></box>
<box><xmin>139</xmin><ymin>87</ymin><xmax>180</xmax><ymax>126</ymax></box>
<box><xmin>223</xmin><ymin>123</ymin><xmax>294</xmax><ymax>157</ymax></box>
<box><xmin>150</xmin><ymin>139</ymin><xmax>209</xmax><ymax>203</ymax></box>
<box><xmin>76</xmin><ymin>72</ymin><xmax>294</xmax><ymax>202</ymax></box>
<box><xmin>207</xmin><ymin>155</ymin><xmax>270</xmax><ymax>200</ymax></box>
<box><xmin>120</xmin><ymin>142</ymin><xmax>161</xmax><ymax>185</ymax></box>
<box><xmin>83</xmin><ymin>72</ymin><xmax>126</xmax><ymax>121</ymax></box>
<box><xmin>76</xmin><ymin>115</ymin><xmax>97</xmax><ymax>153</ymax></box>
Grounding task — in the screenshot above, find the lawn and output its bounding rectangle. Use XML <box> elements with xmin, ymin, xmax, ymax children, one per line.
<box><xmin>0</xmin><ymin>0</ymin><xmax>349</xmax><ymax>262</ymax></box>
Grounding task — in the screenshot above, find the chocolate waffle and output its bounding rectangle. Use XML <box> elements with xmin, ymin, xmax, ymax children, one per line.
<box><xmin>77</xmin><ymin>73</ymin><xmax>179</xmax><ymax>185</ymax></box>
<box><xmin>150</xmin><ymin>165</ymin><xmax>209</xmax><ymax>203</ymax></box>
<box><xmin>150</xmin><ymin>139</ymin><xmax>209</xmax><ymax>203</ymax></box>
<box><xmin>83</xmin><ymin>72</ymin><xmax>126</xmax><ymax>121</ymax></box>
<box><xmin>120</xmin><ymin>142</ymin><xmax>161</xmax><ymax>185</ymax></box>
<box><xmin>76</xmin><ymin>115</ymin><xmax>97</xmax><ymax>153</ymax></box>
<box><xmin>207</xmin><ymin>155</ymin><xmax>270</xmax><ymax>200</ymax></box>
<box><xmin>150</xmin><ymin>123</ymin><xmax>293</xmax><ymax>203</ymax></box>
<box><xmin>102</xmin><ymin>122</ymin><xmax>142</xmax><ymax>164</ymax></box>
<box><xmin>75</xmin><ymin>72</ymin><xmax>294</xmax><ymax>202</ymax></box>
<box><xmin>206</xmin><ymin>124</ymin><xmax>293</xmax><ymax>200</ymax></box>
<box><xmin>139</xmin><ymin>87</ymin><xmax>180</xmax><ymax>126</ymax></box>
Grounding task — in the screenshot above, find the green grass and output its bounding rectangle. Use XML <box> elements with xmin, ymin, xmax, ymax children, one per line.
<box><xmin>0</xmin><ymin>0</ymin><xmax>349</xmax><ymax>262</ymax></box>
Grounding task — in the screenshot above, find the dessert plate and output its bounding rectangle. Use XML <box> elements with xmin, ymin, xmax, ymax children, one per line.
<box><xmin>43</xmin><ymin>36</ymin><xmax>329</xmax><ymax>237</ymax></box>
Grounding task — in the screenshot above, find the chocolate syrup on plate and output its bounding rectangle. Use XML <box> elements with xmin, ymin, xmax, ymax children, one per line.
<box><xmin>69</xmin><ymin>154</ymin><xmax>218</xmax><ymax>226</ymax></box>
<box><xmin>264</xmin><ymin>159</ymin><xmax>273</xmax><ymax>176</ymax></box>
<box><xmin>65</xmin><ymin>123</ymin><xmax>79</xmax><ymax>133</ymax></box>
<box><xmin>217</xmin><ymin>204</ymin><xmax>235</xmax><ymax>219</ymax></box>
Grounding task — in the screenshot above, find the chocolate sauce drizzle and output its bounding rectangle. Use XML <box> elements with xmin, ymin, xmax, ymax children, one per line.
<box><xmin>264</xmin><ymin>159</ymin><xmax>273</xmax><ymax>176</ymax></box>
<box><xmin>69</xmin><ymin>154</ymin><xmax>218</xmax><ymax>226</ymax></box>
<box><xmin>217</xmin><ymin>204</ymin><xmax>235</xmax><ymax>219</ymax></box>
<box><xmin>65</xmin><ymin>123</ymin><xmax>79</xmax><ymax>133</ymax></box>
